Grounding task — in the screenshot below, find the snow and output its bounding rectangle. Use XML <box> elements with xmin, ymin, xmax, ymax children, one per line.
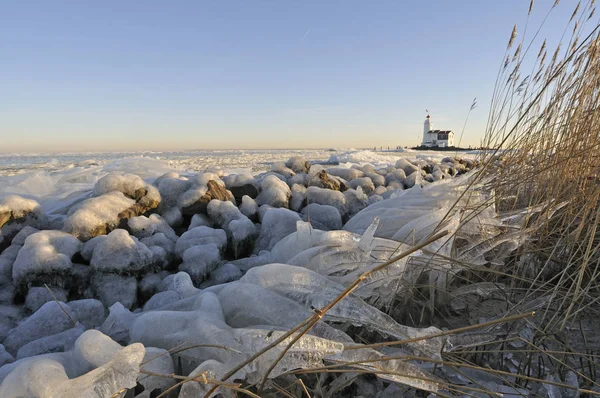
<box><xmin>90</xmin><ymin>229</ymin><xmax>154</xmax><ymax>274</ymax></box>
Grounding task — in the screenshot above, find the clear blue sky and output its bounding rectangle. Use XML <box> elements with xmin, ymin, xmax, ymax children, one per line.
<box><xmin>0</xmin><ymin>0</ymin><xmax>577</xmax><ymax>152</ymax></box>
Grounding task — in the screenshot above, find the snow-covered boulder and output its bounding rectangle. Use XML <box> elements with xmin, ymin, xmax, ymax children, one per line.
<box><xmin>156</xmin><ymin>173</ymin><xmax>191</xmax><ymax>209</ymax></box>
<box><xmin>344</xmin><ymin>188</ymin><xmax>370</xmax><ymax>218</ymax></box>
<box><xmin>0</xmin><ymin>344</ymin><xmax>13</xmax><ymax>367</ymax></box>
<box><xmin>2</xmin><ymin>301</ymin><xmax>77</xmax><ymax>356</ymax></box>
<box><xmin>24</xmin><ymin>286</ymin><xmax>67</xmax><ymax>313</ymax></box>
<box><xmin>201</xmin><ymin>263</ymin><xmax>242</xmax><ymax>287</ymax></box>
<box><xmin>90</xmin><ymin>229</ymin><xmax>154</xmax><ymax>274</ymax></box>
<box><xmin>395</xmin><ymin>158</ymin><xmax>419</xmax><ymax>176</ymax></box>
<box><xmin>179</xmin><ymin>179</ymin><xmax>234</xmax><ymax>216</ymax></box>
<box><xmin>308</xmin><ymin>170</ymin><xmax>341</xmax><ymax>191</ymax></box>
<box><xmin>271</xmin><ymin>162</ymin><xmax>295</xmax><ymax>178</ymax></box>
<box><xmin>91</xmin><ymin>273</ymin><xmax>138</xmax><ymax>309</ymax></box>
<box><xmin>305</xmin><ymin>186</ymin><xmax>347</xmax><ymax>217</ymax></box>
<box><xmin>290</xmin><ymin>184</ymin><xmax>307</xmax><ymax>212</ymax></box>
<box><xmin>325</xmin><ymin>167</ymin><xmax>364</xmax><ymax>181</ymax></box>
<box><xmin>179</xmin><ymin>243</ymin><xmax>223</xmax><ymax>284</ymax></box>
<box><xmin>222</xmin><ymin>173</ymin><xmax>259</xmax><ymax>203</ymax></box>
<box><xmin>0</xmin><ymin>330</ymin><xmax>145</xmax><ymax>398</ymax></box>
<box><xmin>349</xmin><ymin>177</ymin><xmax>375</xmax><ymax>194</ymax></box>
<box><xmin>16</xmin><ymin>324</ymin><xmax>85</xmax><ymax>359</ymax></box>
<box><xmin>188</xmin><ymin>213</ymin><xmax>214</xmax><ymax>230</ymax></box>
<box><xmin>175</xmin><ymin>226</ymin><xmax>227</xmax><ymax>258</ymax></box>
<box><xmin>127</xmin><ymin>214</ymin><xmax>177</xmax><ymax>241</ymax></box>
<box><xmin>10</xmin><ymin>226</ymin><xmax>39</xmax><ymax>247</ymax></box>
<box><xmin>239</xmin><ymin>195</ymin><xmax>259</xmax><ymax>221</ymax></box>
<box><xmin>255</xmin><ymin>208</ymin><xmax>301</xmax><ymax>252</ymax></box>
<box><xmin>0</xmin><ymin>196</ymin><xmax>46</xmax><ymax>251</ymax></box>
<box><xmin>67</xmin><ymin>299</ymin><xmax>106</xmax><ymax>329</ymax></box>
<box><xmin>301</xmin><ymin>203</ymin><xmax>343</xmax><ymax>231</ymax></box>
<box><xmin>12</xmin><ymin>231</ymin><xmax>81</xmax><ymax>293</ymax></box>
<box><xmin>208</xmin><ymin>200</ymin><xmax>257</xmax><ymax>258</ymax></box>
<box><xmin>255</xmin><ymin>175</ymin><xmax>291</xmax><ymax>208</ymax></box>
<box><xmin>285</xmin><ymin>156</ymin><xmax>311</xmax><ymax>173</ymax></box>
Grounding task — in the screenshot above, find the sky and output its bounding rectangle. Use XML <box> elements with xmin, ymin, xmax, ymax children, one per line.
<box><xmin>0</xmin><ymin>0</ymin><xmax>582</xmax><ymax>153</ymax></box>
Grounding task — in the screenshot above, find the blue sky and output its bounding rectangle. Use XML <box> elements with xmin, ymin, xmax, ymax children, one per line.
<box><xmin>0</xmin><ymin>0</ymin><xmax>578</xmax><ymax>152</ymax></box>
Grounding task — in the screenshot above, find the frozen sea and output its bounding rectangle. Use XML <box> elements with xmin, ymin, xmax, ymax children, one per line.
<box><xmin>0</xmin><ymin>148</ymin><xmax>476</xmax><ymax>214</ymax></box>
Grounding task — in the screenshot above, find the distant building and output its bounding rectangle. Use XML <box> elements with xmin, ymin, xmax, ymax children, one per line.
<box><xmin>421</xmin><ymin>114</ymin><xmax>454</xmax><ymax>147</ymax></box>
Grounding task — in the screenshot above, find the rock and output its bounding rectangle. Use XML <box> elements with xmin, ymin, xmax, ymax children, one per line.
<box><xmin>0</xmin><ymin>196</ymin><xmax>46</xmax><ymax>251</ymax></box>
<box><xmin>349</xmin><ymin>177</ymin><xmax>375</xmax><ymax>194</ymax></box>
<box><xmin>306</xmin><ymin>186</ymin><xmax>347</xmax><ymax>217</ymax></box>
<box><xmin>188</xmin><ymin>213</ymin><xmax>214</xmax><ymax>230</ymax></box>
<box><xmin>91</xmin><ymin>273</ymin><xmax>138</xmax><ymax>309</ymax></box>
<box><xmin>0</xmin><ymin>344</ymin><xmax>14</xmax><ymax>367</ymax></box>
<box><xmin>90</xmin><ymin>229</ymin><xmax>154</xmax><ymax>274</ymax></box>
<box><xmin>2</xmin><ymin>301</ymin><xmax>77</xmax><ymax>356</ymax></box>
<box><xmin>203</xmin><ymin>263</ymin><xmax>242</xmax><ymax>286</ymax></box>
<box><xmin>0</xmin><ymin>244</ymin><xmax>20</xmax><ymax>285</ymax></box>
<box><xmin>395</xmin><ymin>158</ymin><xmax>419</xmax><ymax>176</ymax></box>
<box><xmin>208</xmin><ymin>200</ymin><xmax>257</xmax><ymax>258</ymax></box>
<box><xmin>12</xmin><ymin>230</ymin><xmax>81</xmax><ymax>294</ymax></box>
<box><xmin>180</xmin><ymin>179</ymin><xmax>233</xmax><ymax>216</ymax></box>
<box><xmin>222</xmin><ymin>174</ymin><xmax>259</xmax><ymax>203</ymax></box>
<box><xmin>67</xmin><ymin>299</ymin><xmax>106</xmax><ymax>329</ymax></box>
<box><xmin>285</xmin><ymin>156</ymin><xmax>311</xmax><ymax>173</ymax></box>
<box><xmin>271</xmin><ymin>162</ymin><xmax>295</xmax><ymax>178</ymax></box>
<box><xmin>128</xmin><ymin>214</ymin><xmax>177</xmax><ymax>241</ymax></box>
<box><xmin>255</xmin><ymin>175</ymin><xmax>291</xmax><ymax>208</ymax></box>
<box><xmin>403</xmin><ymin>171</ymin><xmax>420</xmax><ymax>188</ymax></box>
<box><xmin>138</xmin><ymin>272</ymin><xmax>167</xmax><ymax>303</ymax></box>
<box><xmin>255</xmin><ymin>208</ymin><xmax>301</xmax><ymax>252</ymax></box>
<box><xmin>141</xmin><ymin>233</ymin><xmax>176</xmax><ymax>255</ymax></box>
<box><xmin>290</xmin><ymin>184</ymin><xmax>307</xmax><ymax>212</ymax></box>
<box><xmin>325</xmin><ymin>167</ymin><xmax>364</xmax><ymax>181</ymax></box>
<box><xmin>25</xmin><ymin>286</ymin><xmax>68</xmax><ymax>313</ymax></box>
<box><xmin>161</xmin><ymin>206</ymin><xmax>183</xmax><ymax>227</ymax></box>
<box><xmin>287</xmin><ymin>173</ymin><xmax>308</xmax><ymax>186</ymax></box>
<box><xmin>344</xmin><ymin>188</ymin><xmax>369</xmax><ymax>219</ymax></box>
<box><xmin>301</xmin><ymin>204</ymin><xmax>343</xmax><ymax>231</ymax></box>
<box><xmin>239</xmin><ymin>195</ymin><xmax>259</xmax><ymax>221</ymax></box>
<box><xmin>156</xmin><ymin>174</ymin><xmax>191</xmax><ymax>209</ymax></box>
<box><xmin>175</xmin><ymin>226</ymin><xmax>227</xmax><ymax>258</ymax></box>
<box><xmin>0</xmin><ymin>305</ymin><xmax>24</xmax><ymax>342</ymax></box>
<box><xmin>16</xmin><ymin>324</ymin><xmax>85</xmax><ymax>359</ymax></box>
<box><xmin>364</xmin><ymin>172</ymin><xmax>385</xmax><ymax>187</ymax></box>
<box><xmin>10</xmin><ymin>226</ymin><xmax>39</xmax><ymax>246</ymax></box>
<box><xmin>80</xmin><ymin>235</ymin><xmax>106</xmax><ymax>263</ymax></box>
<box><xmin>179</xmin><ymin>244</ymin><xmax>223</xmax><ymax>284</ymax></box>
<box><xmin>142</xmin><ymin>290</ymin><xmax>180</xmax><ymax>311</ymax></box>
<box><xmin>138</xmin><ymin>347</ymin><xmax>176</xmax><ymax>398</ymax></box>
<box><xmin>308</xmin><ymin>170</ymin><xmax>341</xmax><ymax>191</ymax></box>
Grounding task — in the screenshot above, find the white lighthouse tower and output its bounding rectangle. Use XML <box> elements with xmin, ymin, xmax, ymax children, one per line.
<box><xmin>422</xmin><ymin>114</ymin><xmax>432</xmax><ymax>146</ymax></box>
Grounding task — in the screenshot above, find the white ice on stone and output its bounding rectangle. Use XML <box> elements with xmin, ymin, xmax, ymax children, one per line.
<box><xmin>306</xmin><ymin>186</ymin><xmax>347</xmax><ymax>217</ymax></box>
<box><xmin>200</xmin><ymin>263</ymin><xmax>242</xmax><ymax>287</ymax></box>
<box><xmin>0</xmin><ymin>196</ymin><xmax>46</xmax><ymax>249</ymax></box>
<box><xmin>289</xmin><ymin>184</ymin><xmax>307</xmax><ymax>212</ymax></box>
<box><xmin>25</xmin><ymin>286</ymin><xmax>67</xmax><ymax>313</ymax></box>
<box><xmin>207</xmin><ymin>200</ymin><xmax>256</xmax><ymax>258</ymax></box>
<box><xmin>344</xmin><ymin>187</ymin><xmax>369</xmax><ymax>218</ymax></box>
<box><xmin>140</xmin><ymin>232</ymin><xmax>176</xmax><ymax>255</ymax></box>
<box><xmin>67</xmin><ymin>299</ymin><xmax>106</xmax><ymax>329</ymax></box>
<box><xmin>255</xmin><ymin>175</ymin><xmax>291</xmax><ymax>208</ymax></box>
<box><xmin>175</xmin><ymin>226</ymin><xmax>227</xmax><ymax>258</ymax></box>
<box><xmin>16</xmin><ymin>323</ymin><xmax>85</xmax><ymax>359</ymax></box>
<box><xmin>188</xmin><ymin>213</ymin><xmax>214</xmax><ymax>230</ymax></box>
<box><xmin>285</xmin><ymin>156</ymin><xmax>311</xmax><ymax>173</ymax></box>
<box><xmin>10</xmin><ymin>226</ymin><xmax>39</xmax><ymax>246</ymax></box>
<box><xmin>179</xmin><ymin>244</ymin><xmax>222</xmax><ymax>284</ymax></box>
<box><xmin>239</xmin><ymin>195</ymin><xmax>258</xmax><ymax>219</ymax></box>
<box><xmin>0</xmin><ymin>330</ymin><xmax>145</xmax><ymax>398</ymax></box>
<box><xmin>12</xmin><ymin>230</ymin><xmax>81</xmax><ymax>291</ymax></box>
<box><xmin>270</xmin><ymin>161</ymin><xmax>295</xmax><ymax>178</ymax></box>
<box><xmin>301</xmin><ymin>203</ymin><xmax>343</xmax><ymax>231</ymax></box>
<box><xmin>91</xmin><ymin>273</ymin><xmax>138</xmax><ymax>309</ymax></box>
<box><xmin>90</xmin><ymin>229</ymin><xmax>153</xmax><ymax>274</ymax></box>
<box><xmin>350</xmin><ymin>177</ymin><xmax>375</xmax><ymax>194</ymax></box>
<box><xmin>325</xmin><ymin>167</ymin><xmax>364</xmax><ymax>181</ymax></box>
<box><xmin>255</xmin><ymin>208</ymin><xmax>300</xmax><ymax>252</ymax></box>
<box><xmin>63</xmin><ymin>191</ymin><xmax>135</xmax><ymax>241</ymax></box>
<box><xmin>128</xmin><ymin>214</ymin><xmax>176</xmax><ymax>241</ymax></box>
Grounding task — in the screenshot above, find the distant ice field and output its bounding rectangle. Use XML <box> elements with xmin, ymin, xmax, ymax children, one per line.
<box><xmin>0</xmin><ymin>148</ymin><xmax>478</xmax><ymax>214</ymax></box>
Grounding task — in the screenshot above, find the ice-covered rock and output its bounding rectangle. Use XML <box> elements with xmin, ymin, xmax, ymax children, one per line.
<box><xmin>156</xmin><ymin>173</ymin><xmax>191</xmax><ymax>208</ymax></box>
<box><xmin>2</xmin><ymin>301</ymin><xmax>77</xmax><ymax>356</ymax></box>
<box><xmin>325</xmin><ymin>167</ymin><xmax>364</xmax><ymax>181</ymax></box>
<box><xmin>287</xmin><ymin>172</ymin><xmax>308</xmax><ymax>187</ymax></box>
<box><xmin>222</xmin><ymin>173</ymin><xmax>258</xmax><ymax>203</ymax></box>
<box><xmin>91</xmin><ymin>273</ymin><xmax>138</xmax><ymax>309</ymax></box>
<box><xmin>0</xmin><ymin>196</ymin><xmax>46</xmax><ymax>251</ymax></box>
<box><xmin>12</xmin><ymin>230</ymin><xmax>81</xmax><ymax>293</ymax></box>
<box><xmin>207</xmin><ymin>200</ymin><xmax>256</xmax><ymax>258</ymax></box>
<box><xmin>290</xmin><ymin>184</ymin><xmax>307</xmax><ymax>212</ymax></box>
<box><xmin>179</xmin><ymin>179</ymin><xmax>234</xmax><ymax>216</ymax></box>
<box><xmin>179</xmin><ymin>243</ymin><xmax>223</xmax><ymax>284</ymax></box>
<box><xmin>403</xmin><ymin>170</ymin><xmax>421</xmax><ymax>188</ymax></box>
<box><xmin>0</xmin><ymin>306</ymin><xmax>24</xmax><ymax>342</ymax></box>
<box><xmin>350</xmin><ymin>177</ymin><xmax>375</xmax><ymax>194</ymax></box>
<box><xmin>308</xmin><ymin>170</ymin><xmax>341</xmax><ymax>191</ymax></box>
<box><xmin>201</xmin><ymin>263</ymin><xmax>242</xmax><ymax>287</ymax></box>
<box><xmin>255</xmin><ymin>208</ymin><xmax>301</xmax><ymax>252</ymax></box>
<box><xmin>161</xmin><ymin>206</ymin><xmax>183</xmax><ymax>227</ymax></box>
<box><xmin>188</xmin><ymin>213</ymin><xmax>214</xmax><ymax>230</ymax></box>
<box><xmin>137</xmin><ymin>347</ymin><xmax>175</xmax><ymax>398</ymax></box>
<box><xmin>90</xmin><ymin>229</ymin><xmax>153</xmax><ymax>274</ymax></box>
<box><xmin>306</xmin><ymin>186</ymin><xmax>347</xmax><ymax>217</ymax></box>
<box><xmin>344</xmin><ymin>187</ymin><xmax>370</xmax><ymax>218</ymax></box>
<box><xmin>62</xmin><ymin>191</ymin><xmax>136</xmax><ymax>241</ymax></box>
<box><xmin>301</xmin><ymin>203</ymin><xmax>343</xmax><ymax>231</ymax></box>
<box><xmin>175</xmin><ymin>226</ymin><xmax>227</xmax><ymax>258</ymax></box>
<box><xmin>0</xmin><ymin>244</ymin><xmax>20</xmax><ymax>286</ymax></box>
<box><xmin>395</xmin><ymin>158</ymin><xmax>419</xmax><ymax>176</ymax></box>
<box><xmin>10</xmin><ymin>226</ymin><xmax>39</xmax><ymax>247</ymax></box>
<box><xmin>16</xmin><ymin>324</ymin><xmax>85</xmax><ymax>359</ymax></box>
<box><xmin>140</xmin><ymin>232</ymin><xmax>176</xmax><ymax>256</ymax></box>
<box><xmin>0</xmin><ymin>330</ymin><xmax>145</xmax><ymax>398</ymax></box>
<box><xmin>127</xmin><ymin>214</ymin><xmax>177</xmax><ymax>241</ymax></box>
<box><xmin>0</xmin><ymin>345</ymin><xmax>13</xmax><ymax>367</ymax></box>
<box><xmin>25</xmin><ymin>286</ymin><xmax>67</xmax><ymax>313</ymax></box>
<box><xmin>97</xmin><ymin>302</ymin><xmax>139</xmax><ymax>344</ymax></box>
<box><xmin>285</xmin><ymin>156</ymin><xmax>311</xmax><ymax>173</ymax></box>
<box><xmin>142</xmin><ymin>290</ymin><xmax>180</xmax><ymax>311</ymax></box>
<box><xmin>255</xmin><ymin>175</ymin><xmax>291</xmax><ymax>208</ymax></box>
<box><xmin>239</xmin><ymin>195</ymin><xmax>258</xmax><ymax>221</ymax></box>
<box><xmin>271</xmin><ymin>161</ymin><xmax>295</xmax><ymax>178</ymax></box>
<box><xmin>67</xmin><ymin>299</ymin><xmax>106</xmax><ymax>329</ymax></box>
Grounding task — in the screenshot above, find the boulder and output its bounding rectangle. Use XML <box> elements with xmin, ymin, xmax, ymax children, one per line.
<box><xmin>0</xmin><ymin>196</ymin><xmax>46</xmax><ymax>251</ymax></box>
<box><xmin>180</xmin><ymin>180</ymin><xmax>234</xmax><ymax>216</ymax></box>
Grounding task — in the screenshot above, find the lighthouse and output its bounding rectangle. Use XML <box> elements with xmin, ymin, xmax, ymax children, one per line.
<box><xmin>422</xmin><ymin>114</ymin><xmax>432</xmax><ymax>145</ymax></box>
